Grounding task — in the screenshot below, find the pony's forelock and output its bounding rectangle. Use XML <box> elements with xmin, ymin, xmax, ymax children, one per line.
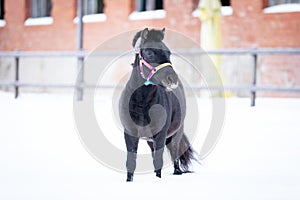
<box><xmin>132</xmin><ymin>28</ymin><xmax>165</xmax><ymax>48</ymax></box>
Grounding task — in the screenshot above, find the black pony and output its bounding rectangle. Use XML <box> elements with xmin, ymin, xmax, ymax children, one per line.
<box><xmin>119</xmin><ymin>28</ymin><xmax>195</xmax><ymax>182</ymax></box>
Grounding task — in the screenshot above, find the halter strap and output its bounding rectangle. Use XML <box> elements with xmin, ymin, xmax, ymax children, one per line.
<box><xmin>138</xmin><ymin>52</ymin><xmax>172</xmax><ymax>85</ymax></box>
<box><xmin>155</xmin><ymin>62</ymin><xmax>172</xmax><ymax>71</ymax></box>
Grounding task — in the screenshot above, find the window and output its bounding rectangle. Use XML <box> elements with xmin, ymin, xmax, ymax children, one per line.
<box><xmin>24</xmin><ymin>0</ymin><xmax>53</xmax><ymax>26</ymax></box>
<box><xmin>135</xmin><ymin>0</ymin><xmax>163</xmax><ymax>12</ymax></box>
<box><xmin>220</xmin><ymin>0</ymin><xmax>230</xmax><ymax>6</ymax></box>
<box><xmin>220</xmin><ymin>0</ymin><xmax>232</xmax><ymax>15</ymax></box>
<box><xmin>73</xmin><ymin>0</ymin><xmax>106</xmax><ymax>23</ymax></box>
<box><xmin>83</xmin><ymin>0</ymin><xmax>104</xmax><ymax>15</ymax></box>
<box><xmin>264</xmin><ymin>0</ymin><xmax>300</xmax><ymax>13</ymax></box>
<box><xmin>193</xmin><ymin>0</ymin><xmax>232</xmax><ymax>17</ymax></box>
<box><xmin>0</xmin><ymin>0</ymin><xmax>4</xmax><ymax>20</ymax></box>
<box><xmin>31</xmin><ymin>0</ymin><xmax>52</xmax><ymax>18</ymax></box>
<box><xmin>129</xmin><ymin>0</ymin><xmax>165</xmax><ymax>20</ymax></box>
<box><xmin>269</xmin><ymin>0</ymin><xmax>300</xmax><ymax>6</ymax></box>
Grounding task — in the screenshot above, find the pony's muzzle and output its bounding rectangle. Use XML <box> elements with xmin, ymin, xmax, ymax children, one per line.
<box><xmin>162</xmin><ymin>74</ymin><xmax>179</xmax><ymax>91</ymax></box>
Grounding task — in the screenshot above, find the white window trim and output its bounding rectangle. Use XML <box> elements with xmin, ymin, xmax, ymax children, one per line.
<box><xmin>24</xmin><ymin>17</ymin><xmax>53</xmax><ymax>26</ymax></box>
<box><xmin>263</xmin><ymin>3</ymin><xmax>300</xmax><ymax>14</ymax></box>
<box><xmin>0</xmin><ymin>19</ymin><xmax>5</xmax><ymax>27</ymax></box>
<box><xmin>129</xmin><ymin>9</ymin><xmax>166</xmax><ymax>20</ymax></box>
<box><xmin>73</xmin><ymin>13</ymin><xmax>107</xmax><ymax>23</ymax></box>
<box><xmin>192</xmin><ymin>6</ymin><xmax>233</xmax><ymax>17</ymax></box>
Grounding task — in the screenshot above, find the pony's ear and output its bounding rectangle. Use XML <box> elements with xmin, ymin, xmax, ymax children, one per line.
<box><xmin>161</xmin><ymin>28</ymin><xmax>165</xmax><ymax>35</ymax></box>
<box><xmin>134</xmin><ymin>37</ymin><xmax>141</xmax><ymax>53</ymax></box>
<box><xmin>141</xmin><ymin>28</ymin><xmax>149</xmax><ymax>40</ymax></box>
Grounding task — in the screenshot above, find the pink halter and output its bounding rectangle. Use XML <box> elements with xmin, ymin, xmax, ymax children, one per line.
<box><xmin>138</xmin><ymin>52</ymin><xmax>172</xmax><ymax>85</ymax></box>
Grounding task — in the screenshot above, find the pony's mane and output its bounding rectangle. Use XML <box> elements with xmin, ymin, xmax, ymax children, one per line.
<box><xmin>132</xmin><ymin>29</ymin><xmax>165</xmax><ymax>47</ymax></box>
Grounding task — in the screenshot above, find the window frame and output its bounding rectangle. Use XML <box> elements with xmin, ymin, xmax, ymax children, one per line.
<box><xmin>24</xmin><ymin>0</ymin><xmax>53</xmax><ymax>26</ymax></box>
<box><xmin>135</xmin><ymin>0</ymin><xmax>163</xmax><ymax>12</ymax></box>
<box><xmin>129</xmin><ymin>0</ymin><xmax>166</xmax><ymax>21</ymax></box>
<box><xmin>0</xmin><ymin>0</ymin><xmax>5</xmax><ymax>27</ymax></box>
<box><xmin>264</xmin><ymin>0</ymin><xmax>300</xmax><ymax>13</ymax></box>
<box><xmin>192</xmin><ymin>0</ymin><xmax>233</xmax><ymax>17</ymax></box>
<box><xmin>73</xmin><ymin>0</ymin><xmax>106</xmax><ymax>24</ymax></box>
<box><xmin>30</xmin><ymin>0</ymin><xmax>52</xmax><ymax>18</ymax></box>
<box><xmin>0</xmin><ymin>0</ymin><xmax>4</xmax><ymax>20</ymax></box>
<box><xmin>83</xmin><ymin>0</ymin><xmax>105</xmax><ymax>16</ymax></box>
<box><xmin>220</xmin><ymin>0</ymin><xmax>230</xmax><ymax>7</ymax></box>
<box><xmin>269</xmin><ymin>0</ymin><xmax>300</xmax><ymax>7</ymax></box>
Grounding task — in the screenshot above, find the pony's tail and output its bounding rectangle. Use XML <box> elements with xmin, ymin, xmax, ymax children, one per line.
<box><xmin>178</xmin><ymin>134</ymin><xmax>196</xmax><ymax>171</ymax></box>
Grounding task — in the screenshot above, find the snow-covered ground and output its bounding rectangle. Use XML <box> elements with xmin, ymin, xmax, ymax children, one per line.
<box><xmin>0</xmin><ymin>91</ymin><xmax>300</xmax><ymax>200</ymax></box>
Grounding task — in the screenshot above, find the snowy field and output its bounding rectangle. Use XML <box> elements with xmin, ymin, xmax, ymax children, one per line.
<box><xmin>0</xmin><ymin>91</ymin><xmax>300</xmax><ymax>200</ymax></box>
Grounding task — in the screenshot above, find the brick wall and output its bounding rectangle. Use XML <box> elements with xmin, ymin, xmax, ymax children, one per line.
<box><xmin>222</xmin><ymin>0</ymin><xmax>300</xmax><ymax>97</ymax></box>
<box><xmin>222</xmin><ymin>0</ymin><xmax>300</xmax><ymax>48</ymax></box>
<box><xmin>0</xmin><ymin>0</ymin><xmax>77</xmax><ymax>50</ymax></box>
<box><xmin>0</xmin><ymin>0</ymin><xmax>201</xmax><ymax>50</ymax></box>
<box><xmin>0</xmin><ymin>0</ymin><xmax>300</xmax><ymax>97</ymax></box>
<box><xmin>1</xmin><ymin>0</ymin><xmax>299</xmax><ymax>50</ymax></box>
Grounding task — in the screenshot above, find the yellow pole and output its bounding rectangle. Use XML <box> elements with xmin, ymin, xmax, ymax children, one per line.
<box><xmin>199</xmin><ymin>0</ymin><xmax>231</xmax><ymax>97</ymax></box>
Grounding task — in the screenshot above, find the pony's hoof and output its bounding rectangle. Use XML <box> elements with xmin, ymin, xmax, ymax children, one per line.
<box><xmin>173</xmin><ymin>168</ymin><xmax>183</xmax><ymax>175</ymax></box>
<box><xmin>155</xmin><ymin>170</ymin><xmax>161</xmax><ymax>178</ymax></box>
<box><xmin>126</xmin><ymin>173</ymin><xmax>133</xmax><ymax>182</ymax></box>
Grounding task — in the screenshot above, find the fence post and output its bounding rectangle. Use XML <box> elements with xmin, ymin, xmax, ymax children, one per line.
<box><xmin>251</xmin><ymin>47</ymin><xmax>258</xmax><ymax>107</ymax></box>
<box><xmin>76</xmin><ymin>55</ymin><xmax>84</xmax><ymax>101</ymax></box>
<box><xmin>14</xmin><ymin>50</ymin><xmax>19</xmax><ymax>99</ymax></box>
<box><xmin>76</xmin><ymin>0</ymin><xmax>84</xmax><ymax>101</ymax></box>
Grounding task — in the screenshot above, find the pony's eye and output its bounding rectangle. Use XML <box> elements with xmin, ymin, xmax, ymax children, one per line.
<box><xmin>144</xmin><ymin>49</ymin><xmax>155</xmax><ymax>56</ymax></box>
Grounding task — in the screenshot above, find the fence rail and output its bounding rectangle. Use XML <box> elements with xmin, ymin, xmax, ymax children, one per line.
<box><xmin>1</xmin><ymin>48</ymin><xmax>300</xmax><ymax>57</ymax></box>
<box><xmin>0</xmin><ymin>48</ymin><xmax>300</xmax><ymax>106</ymax></box>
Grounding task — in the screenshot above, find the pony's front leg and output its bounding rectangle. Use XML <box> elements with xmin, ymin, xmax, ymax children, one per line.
<box><xmin>124</xmin><ymin>132</ymin><xmax>139</xmax><ymax>182</ymax></box>
<box><xmin>152</xmin><ymin>131</ymin><xmax>167</xmax><ymax>178</ymax></box>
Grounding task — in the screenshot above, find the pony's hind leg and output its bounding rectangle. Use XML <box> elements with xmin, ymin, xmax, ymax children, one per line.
<box><xmin>124</xmin><ymin>132</ymin><xmax>139</xmax><ymax>182</ymax></box>
<box><xmin>166</xmin><ymin>133</ymin><xmax>184</xmax><ymax>175</ymax></box>
<box><xmin>147</xmin><ymin>141</ymin><xmax>154</xmax><ymax>152</ymax></box>
<box><xmin>173</xmin><ymin>159</ymin><xmax>183</xmax><ymax>175</ymax></box>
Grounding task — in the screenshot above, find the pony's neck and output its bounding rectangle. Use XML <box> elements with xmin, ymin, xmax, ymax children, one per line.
<box><xmin>127</xmin><ymin>58</ymin><xmax>147</xmax><ymax>89</ymax></box>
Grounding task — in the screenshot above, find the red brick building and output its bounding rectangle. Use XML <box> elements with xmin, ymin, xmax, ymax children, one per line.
<box><xmin>0</xmin><ymin>0</ymin><xmax>299</xmax><ymax>50</ymax></box>
<box><xmin>0</xmin><ymin>0</ymin><xmax>300</xmax><ymax>96</ymax></box>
